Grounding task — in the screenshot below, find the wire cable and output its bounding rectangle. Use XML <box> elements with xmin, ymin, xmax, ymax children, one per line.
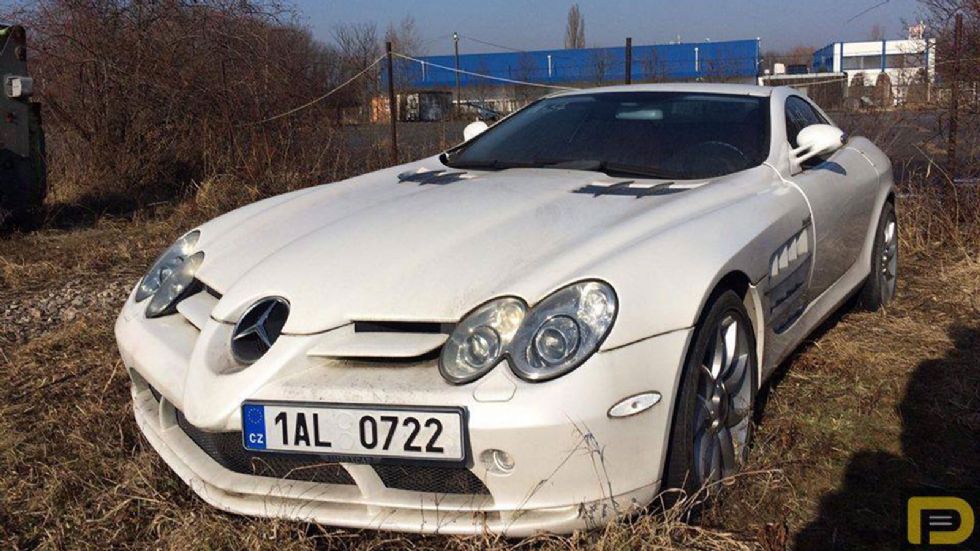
<box><xmin>392</xmin><ymin>52</ymin><xmax>578</xmax><ymax>90</ymax></box>
<box><xmin>239</xmin><ymin>55</ymin><xmax>386</xmax><ymax>126</ymax></box>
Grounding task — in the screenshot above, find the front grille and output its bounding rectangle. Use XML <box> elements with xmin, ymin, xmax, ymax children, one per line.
<box><xmin>175</xmin><ymin>411</ymin><xmax>356</xmax><ymax>485</ymax></box>
<box><xmin>373</xmin><ymin>464</ymin><xmax>491</xmax><ymax>495</ymax></box>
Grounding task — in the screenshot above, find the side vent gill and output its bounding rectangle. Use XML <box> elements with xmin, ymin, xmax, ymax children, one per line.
<box><xmin>767</xmin><ymin>225</ymin><xmax>813</xmax><ymax>333</ymax></box>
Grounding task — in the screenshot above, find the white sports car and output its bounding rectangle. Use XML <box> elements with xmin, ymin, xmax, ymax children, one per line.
<box><xmin>116</xmin><ymin>83</ymin><xmax>897</xmax><ymax>535</ymax></box>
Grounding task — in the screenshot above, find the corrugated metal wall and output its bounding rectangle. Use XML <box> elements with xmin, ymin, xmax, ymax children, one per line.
<box><xmin>394</xmin><ymin>39</ymin><xmax>761</xmax><ymax>87</ymax></box>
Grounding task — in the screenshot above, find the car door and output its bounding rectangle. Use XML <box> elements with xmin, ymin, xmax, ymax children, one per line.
<box><xmin>784</xmin><ymin>96</ymin><xmax>878</xmax><ymax>299</ymax></box>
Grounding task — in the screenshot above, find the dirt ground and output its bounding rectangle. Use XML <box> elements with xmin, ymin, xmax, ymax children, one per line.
<box><xmin>1</xmin><ymin>201</ymin><xmax>977</xmax><ymax>550</ymax></box>
<box><xmin>1</xmin><ymin>107</ymin><xmax>979</xmax><ymax>549</ymax></box>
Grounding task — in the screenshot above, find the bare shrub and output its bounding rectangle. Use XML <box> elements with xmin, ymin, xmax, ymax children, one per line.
<box><xmin>3</xmin><ymin>0</ymin><xmax>362</xmax><ymax>215</ymax></box>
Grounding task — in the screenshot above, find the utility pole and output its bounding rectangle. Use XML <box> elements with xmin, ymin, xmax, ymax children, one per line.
<box><xmin>386</xmin><ymin>41</ymin><xmax>398</xmax><ymax>165</ymax></box>
<box><xmin>453</xmin><ymin>32</ymin><xmax>461</xmax><ymax>117</ymax></box>
<box><xmin>625</xmin><ymin>37</ymin><xmax>632</xmax><ymax>84</ymax></box>
<box><xmin>947</xmin><ymin>13</ymin><xmax>962</xmax><ymax>181</ymax></box>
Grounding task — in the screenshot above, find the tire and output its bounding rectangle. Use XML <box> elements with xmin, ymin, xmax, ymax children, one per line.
<box><xmin>661</xmin><ymin>289</ymin><xmax>758</xmax><ymax>506</ymax></box>
<box><xmin>859</xmin><ymin>201</ymin><xmax>898</xmax><ymax>311</ymax></box>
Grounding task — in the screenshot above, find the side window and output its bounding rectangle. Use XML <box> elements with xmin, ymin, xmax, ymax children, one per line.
<box><xmin>784</xmin><ymin>96</ymin><xmax>823</xmax><ymax>148</ymax></box>
<box><xmin>804</xmin><ymin>101</ymin><xmax>830</xmax><ymax>126</ymax></box>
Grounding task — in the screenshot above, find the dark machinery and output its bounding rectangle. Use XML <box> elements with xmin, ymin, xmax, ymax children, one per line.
<box><xmin>0</xmin><ymin>24</ymin><xmax>46</xmax><ymax>228</ymax></box>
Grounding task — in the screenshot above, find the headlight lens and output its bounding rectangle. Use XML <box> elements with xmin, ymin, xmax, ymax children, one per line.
<box><xmin>145</xmin><ymin>251</ymin><xmax>204</xmax><ymax>318</ymax></box>
<box><xmin>136</xmin><ymin>231</ymin><xmax>204</xmax><ymax>318</ymax></box>
<box><xmin>439</xmin><ymin>281</ymin><xmax>617</xmax><ymax>385</ymax></box>
<box><xmin>511</xmin><ymin>280</ymin><xmax>617</xmax><ymax>382</ymax></box>
<box><xmin>439</xmin><ymin>297</ymin><xmax>527</xmax><ymax>384</ymax></box>
<box><xmin>530</xmin><ymin>315</ymin><xmax>580</xmax><ymax>367</ymax></box>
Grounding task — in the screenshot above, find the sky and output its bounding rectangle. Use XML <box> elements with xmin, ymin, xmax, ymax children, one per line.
<box><xmin>293</xmin><ymin>0</ymin><xmax>924</xmax><ymax>55</ymax></box>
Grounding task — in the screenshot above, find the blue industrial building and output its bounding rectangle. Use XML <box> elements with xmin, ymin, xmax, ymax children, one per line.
<box><xmin>396</xmin><ymin>38</ymin><xmax>761</xmax><ymax>88</ymax></box>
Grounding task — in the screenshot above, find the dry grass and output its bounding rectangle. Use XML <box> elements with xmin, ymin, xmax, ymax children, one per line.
<box><xmin>3</xmin><ymin>2</ymin><xmax>977</xmax><ymax>545</ymax></box>
<box><xmin>2</xmin><ymin>107</ymin><xmax>979</xmax><ymax>549</ymax></box>
<box><xmin>1</xmin><ymin>185</ymin><xmax>978</xmax><ymax>550</ymax></box>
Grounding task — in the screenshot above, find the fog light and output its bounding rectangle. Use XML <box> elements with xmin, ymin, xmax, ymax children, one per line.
<box><xmin>480</xmin><ymin>449</ymin><xmax>515</xmax><ymax>475</ymax></box>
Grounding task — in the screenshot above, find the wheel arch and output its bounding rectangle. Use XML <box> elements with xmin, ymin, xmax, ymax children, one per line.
<box><xmin>699</xmin><ymin>270</ymin><xmax>766</xmax><ymax>387</ymax></box>
<box><xmin>658</xmin><ymin>269</ymin><xmax>762</xmax><ymax>494</ymax></box>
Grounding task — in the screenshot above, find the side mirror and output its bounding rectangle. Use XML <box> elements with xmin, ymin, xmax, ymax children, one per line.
<box><xmin>463</xmin><ymin>120</ymin><xmax>489</xmax><ymax>141</ymax></box>
<box><xmin>792</xmin><ymin>124</ymin><xmax>846</xmax><ymax>165</ymax></box>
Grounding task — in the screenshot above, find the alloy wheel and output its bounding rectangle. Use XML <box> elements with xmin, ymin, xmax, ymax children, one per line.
<box><xmin>692</xmin><ymin>313</ymin><xmax>753</xmax><ymax>485</ymax></box>
<box><xmin>880</xmin><ymin>217</ymin><xmax>898</xmax><ymax>304</ymax></box>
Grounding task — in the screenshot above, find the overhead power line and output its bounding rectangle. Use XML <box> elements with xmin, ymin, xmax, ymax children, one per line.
<box><xmin>457</xmin><ymin>33</ymin><xmax>529</xmax><ymax>54</ymax></box>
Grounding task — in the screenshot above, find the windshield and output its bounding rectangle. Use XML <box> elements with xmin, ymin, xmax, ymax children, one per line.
<box><xmin>444</xmin><ymin>92</ymin><xmax>771</xmax><ymax>180</ymax></box>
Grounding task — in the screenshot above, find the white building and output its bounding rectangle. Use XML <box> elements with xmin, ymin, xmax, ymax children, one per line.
<box><xmin>812</xmin><ymin>37</ymin><xmax>935</xmax><ymax>103</ymax></box>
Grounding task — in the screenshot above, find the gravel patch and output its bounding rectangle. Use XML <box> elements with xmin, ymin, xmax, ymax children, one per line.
<box><xmin>0</xmin><ymin>278</ymin><xmax>132</xmax><ymax>344</ymax></box>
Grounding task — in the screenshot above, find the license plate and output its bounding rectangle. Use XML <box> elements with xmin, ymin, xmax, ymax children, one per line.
<box><xmin>241</xmin><ymin>402</ymin><xmax>466</xmax><ymax>462</ymax></box>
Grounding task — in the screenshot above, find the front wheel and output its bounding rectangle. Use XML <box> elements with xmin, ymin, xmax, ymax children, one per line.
<box><xmin>860</xmin><ymin>201</ymin><xmax>898</xmax><ymax>310</ymax></box>
<box><xmin>661</xmin><ymin>290</ymin><xmax>758</xmax><ymax>504</ymax></box>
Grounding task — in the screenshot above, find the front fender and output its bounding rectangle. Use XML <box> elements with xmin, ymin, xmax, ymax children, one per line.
<box><xmin>587</xmin><ymin>174</ymin><xmax>809</xmax><ymax>351</ymax></box>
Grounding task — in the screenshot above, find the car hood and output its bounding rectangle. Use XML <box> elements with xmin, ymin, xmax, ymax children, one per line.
<box><xmin>198</xmin><ymin>158</ymin><xmax>704</xmax><ymax>334</ymax></box>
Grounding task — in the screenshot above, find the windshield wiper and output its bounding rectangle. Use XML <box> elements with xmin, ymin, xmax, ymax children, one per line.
<box><xmin>440</xmin><ymin>158</ymin><xmax>546</xmax><ymax>171</ymax></box>
<box><xmin>441</xmin><ymin>156</ymin><xmax>673</xmax><ymax>179</ymax></box>
<box><xmin>441</xmin><ymin>157</ymin><xmax>587</xmax><ymax>171</ymax></box>
<box><xmin>559</xmin><ymin>160</ymin><xmax>673</xmax><ymax>179</ymax></box>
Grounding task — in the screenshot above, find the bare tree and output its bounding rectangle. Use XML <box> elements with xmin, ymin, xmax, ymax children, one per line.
<box><xmin>590</xmin><ymin>48</ymin><xmax>613</xmax><ymax>84</ymax></box>
<box><xmin>384</xmin><ymin>15</ymin><xmax>424</xmax><ymax>57</ymax></box>
<box><xmin>514</xmin><ymin>53</ymin><xmax>538</xmax><ymax>103</ymax></box>
<box><xmin>920</xmin><ymin>0</ymin><xmax>980</xmax><ymax>80</ymax></box>
<box><xmin>869</xmin><ymin>23</ymin><xmax>886</xmax><ymax>41</ymax></box>
<box><xmin>384</xmin><ymin>15</ymin><xmax>425</xmax><ymax>89</ymax></box>
<box><xmin>333</xmin><ymin>22</ymin><xmax>380</xmax><ymax>116</ymax></box>
<box><xmin>0</xmin><ymin>0</ymin><xmax>360</xmax><ymax>213</ymax></box>
<box><xmin>762</xmin><ymin>44</ymin><xmax>815</xmax><ymax>73</ymax></box>
<box><xmin>641</xmin><ymin>50</ymin><xmax>667</xmax><ymax>82</ymax></box>
<box><xmin>333</xmin><ymin>22</ymin><xmax>380</xmax><ymax>70</ymax></box>
<box><xmin>919</xmin><ymin>0</ymin><xmax>980</xmax><ymax>179</ymax></box>
<box><xmin>471</xmin><ymin>58</ymin><xmax>496</xmax><ymax>112</ymax></box>
<box><xmin>787</xmin><ymin>45</ymin><xmax>815</xmax><ymax>65</ymax></box>
<box><xmin>564</xmin><ymin>4</ymin><xmax>585</xmax><ymax>49</ymax></box>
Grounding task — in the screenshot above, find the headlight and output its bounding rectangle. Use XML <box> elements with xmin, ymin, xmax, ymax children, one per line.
<box><xmin>439</xmin><ymin>281</ymin><xmax>617</xmax><ymax>384</ymax></box>
<box><xmin>510</xmin><ymin>280</ymin><xmax>617</xmax><ymax>382</ymax></box>
<box><xmin>439</xmin><ymin>297</ymin><xmax>527</xmax><ymax>384</ymax></box>
<box><xmin>136</xmin><ymin>231</ymin><xmax>204</xmax><ymax>318</ymax></box>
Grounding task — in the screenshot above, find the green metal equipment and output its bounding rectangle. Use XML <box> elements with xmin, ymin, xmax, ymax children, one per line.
<box><xmin>0</xmin><ymin>24</ymin><xmax>46</xmax><ymax>228</ymax></box>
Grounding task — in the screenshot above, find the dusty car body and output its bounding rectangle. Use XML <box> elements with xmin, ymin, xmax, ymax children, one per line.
<box><xmin>116</xmin><ymin>83</ymin><xmax>897</xmax><ymax>535</ymax></box>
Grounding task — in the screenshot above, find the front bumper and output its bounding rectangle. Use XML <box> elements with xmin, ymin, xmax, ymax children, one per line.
<box><xmin>118</xmin><ymin>291</ymin><xmax>691</xmax><ymax>535</ymax></box>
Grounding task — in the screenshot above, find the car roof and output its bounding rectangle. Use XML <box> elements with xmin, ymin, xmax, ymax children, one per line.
<box><xmin>551</xmin><ymin>82</ymin><xmax>774</xmax><ymax>98</ymax></box>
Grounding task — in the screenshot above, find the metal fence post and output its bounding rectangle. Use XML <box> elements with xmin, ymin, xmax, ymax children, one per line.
<box><xmin>453</xmin><ymin>32</ymin><xmax>461</xmax><ymax>117</ymax></box>
<box><xmin>947</xmin><ymin>13</ymin><xmax>962</xmax><ymax>181</ymax></box>
<box><xmin>386</xmin><ymin>41</ymin><xmax>398</xmax><ymax>165</ymax></box>
<box><xmin>625</xmin><ymin>37</ymin><xmax>632</xmax><ymax>84</ymax></box>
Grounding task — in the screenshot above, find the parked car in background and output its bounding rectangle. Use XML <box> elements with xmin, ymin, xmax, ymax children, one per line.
<box><xmin>116</xmin><ymin>83</ymin><xmax>896</xmax><ymax>535</ymax></box>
